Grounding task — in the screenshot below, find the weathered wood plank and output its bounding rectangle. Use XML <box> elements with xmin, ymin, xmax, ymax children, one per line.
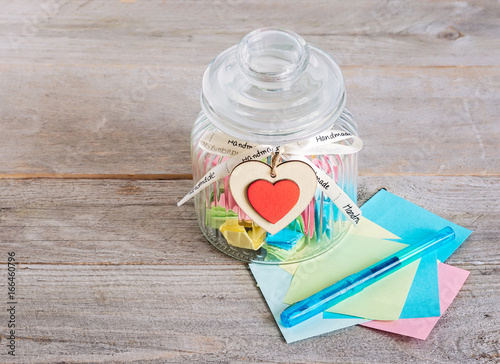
<box><xmin>1</xmin><ymin>0</ymin><xmax>499</xmax><ymax>67</ymax></box>
<box><xmin>1</xmin><ymin>1</ymin><xmax>499</xmax><ymax>362</ymax></box>
<box><xmin>0</xmin><ymin>176</ymin><xmax>497</xmax><ymax>265</ymax></box>
<box><xmin>0</xmin><ymin>65</ymin><xmax>498</xmax><ymax>175</ymax></box>
<box><xmin>0</xmin><ymin>261</ymin><xmax>497</xmax><ymax>363</ymax></box>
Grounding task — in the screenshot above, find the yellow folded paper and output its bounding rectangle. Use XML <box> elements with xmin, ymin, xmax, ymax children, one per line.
<box><xmin>219</xmin><ymin>219</ymin><xmax>266</xmax><ymax>250</ymax></box>
<box><xmin>283</xmin><ymin>217</ymin><xmax>418</xmax><ymax>321</ymax></box>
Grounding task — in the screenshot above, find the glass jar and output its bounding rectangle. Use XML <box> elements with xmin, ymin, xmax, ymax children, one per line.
<box><xmin>189</xmin><ymin>28</ymin><xmax>360</xmax><ymax>264</ymax></box>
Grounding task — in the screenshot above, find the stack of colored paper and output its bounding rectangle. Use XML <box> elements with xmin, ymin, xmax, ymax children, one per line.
<box><xmin>250</xmin><ymin>189</ymin><xmax>472</xmax><ymax>343</ymax></box>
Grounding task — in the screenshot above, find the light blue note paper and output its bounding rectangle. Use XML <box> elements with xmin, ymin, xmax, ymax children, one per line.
<box><xmin>249</xmin><ymin>263</ymin><xmax>367</xmax><ymax>343</ymax></box>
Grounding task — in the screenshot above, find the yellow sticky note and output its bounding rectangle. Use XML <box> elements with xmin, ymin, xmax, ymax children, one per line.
<box><xmin>353</xmin><ymin>216</ymin><xmax>401</xmax><ymax>240</ymax></box>
<box><xmin>283</xmin><ymin>229</ymin><xmax>417</xmax><ymax>321</ymax></box>
<box><xmin>279</xmin><ymin>263</ymin><xmax>300</xmax><ymax>275</ymax></box>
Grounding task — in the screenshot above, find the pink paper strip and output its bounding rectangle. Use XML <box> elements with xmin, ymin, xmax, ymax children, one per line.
<box><xmin>360</xmin><ymin>263</ymin><xmax>470</xmax><ymax>340</ymax></box>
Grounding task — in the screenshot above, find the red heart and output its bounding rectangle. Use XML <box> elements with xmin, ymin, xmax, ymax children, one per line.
<box><xmin>247</xmin><ymin>179</ymin><xmax>300</xmax><ymax>224</ymax></box>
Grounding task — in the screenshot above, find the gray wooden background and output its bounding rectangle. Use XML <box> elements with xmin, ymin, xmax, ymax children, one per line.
<box><xmin>0</xmin><ymin>1</ymin><xmax>499</xmax><ymax>363</ymax></box>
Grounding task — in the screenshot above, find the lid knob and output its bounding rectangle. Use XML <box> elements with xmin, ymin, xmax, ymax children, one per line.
<box><xmin>236</xmin><ymin>28</ymin><xmax>310</xmax><ymax>89</ymax></box>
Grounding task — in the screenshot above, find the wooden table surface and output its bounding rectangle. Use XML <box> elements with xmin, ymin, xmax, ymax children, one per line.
<box><xmin>1</xmin><ymin>1</ymin><xmax>499</xmax><ymax>363</ymax></box>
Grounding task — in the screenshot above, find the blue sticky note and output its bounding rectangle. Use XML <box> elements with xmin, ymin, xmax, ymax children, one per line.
<box><xmin>362</xmin><ymin>189</ymin><xmax>472</xmax><ymax>319</ymax></box>
<box><xmin>398</xmin><ymin>251</ymin><xmax>440</xmax><ymax>318</ymax></box>
<box><xmin>362</xmin><ymin>189</ymin><xmax>472</xmax><ymax>262</ymax></box>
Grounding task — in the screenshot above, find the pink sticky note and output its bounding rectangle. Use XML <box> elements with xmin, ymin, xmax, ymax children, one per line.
<box><xmin>361</xmin><ymin>263</ymin><xmax>470</xmax><ymax>340</ymax></box>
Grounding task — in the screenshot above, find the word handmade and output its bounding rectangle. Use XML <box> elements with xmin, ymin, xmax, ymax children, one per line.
<box><xmin>316</xmin><ymin>131</ymin><xmax>352</xmax><ymax>143</ymax></box>
<box><xmin>315</xmin><ymin>172</ymin><xmax>330</xmax><ymax>190</ymax></box>
<box><xmin>241</xmin><ymin>147</ymin><xmax>273</xmax><ymax>163</ymax></box>
<box><xmin>228</xmin><ymin>139</ymin><xmax>253</xmax><ymax>150</ymax></box>
<box><xmin>184</xmin><ymin>171</ymin><xmax>216</xmax><ymax>198</ymax></box>
<box><xmin>344</xmin><ymin>204</ymin><xmax>361</xmax><ymax>224</ymax></box>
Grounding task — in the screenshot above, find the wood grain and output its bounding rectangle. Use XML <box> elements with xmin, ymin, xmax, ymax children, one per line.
<box><xmin>0</xmin><ymin>65</ymin><xmax>498</xmax><ymax>175</ymax></box>
<box><xmin>0</xmin><ymin>262</ymin><xmax>496</xmax><ymax>363</ymax></box>
<box><xmin>0</xmin><ymin>0</ymin><xmax>499</xmax><ymax>176</ymax></box>
<box><xmin>0</xmin><ymin>176</ymin><xmax>497</xmax><ymax>265</ymax></box>
<box><xmin>1</xmin><ymin>0</ymin><xmax>499</xmax><ymax>362</ymax></box>
<box><xmin>1</xmin><ymin>0</ymin><xmax>499</xmax><ymax>67</ymax></box>
<box><xmin>0</xmin><ymin>177</ymin><xmax>498</xmax><ymax>363</ymax></box>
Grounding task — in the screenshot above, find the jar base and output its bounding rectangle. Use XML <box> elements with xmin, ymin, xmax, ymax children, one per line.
<box><xmin>198</xmin><ymin>216</ymin><xmax>352</xmax><ymax>265</ymax></box>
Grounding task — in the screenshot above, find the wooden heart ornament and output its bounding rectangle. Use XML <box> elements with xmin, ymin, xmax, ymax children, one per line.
<box><xmin>229</xmin><ymin>161</ymin><xmax>317</xmax><ymax>235</ymax></box>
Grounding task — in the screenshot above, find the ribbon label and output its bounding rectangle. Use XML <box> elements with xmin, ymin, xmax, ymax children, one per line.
<box><xmin>178</xmin><ymin>129</ymin><xmax>363</xmax><ymax>226</ymax></box>
<box><xmin>241</xmin><ymin>147</ymin><xmax>273</xmax><ymax>163</ymax></box>
<box><xmin>199</xmin><ymin>131</ymin><xmax>257</xmax><ymax>156</ymax></box>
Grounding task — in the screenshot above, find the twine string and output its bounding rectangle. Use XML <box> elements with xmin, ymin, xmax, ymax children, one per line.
<box><xmin>270</xmin><ymin>147</ymin><xmax>282</xmax><ymax>178</ymax></box>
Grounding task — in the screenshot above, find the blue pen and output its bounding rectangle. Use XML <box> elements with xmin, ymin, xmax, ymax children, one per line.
<box><xmin>280</xmin><ymin>226</ymin><xmax>456</xmax><ymax>328</ymax></box>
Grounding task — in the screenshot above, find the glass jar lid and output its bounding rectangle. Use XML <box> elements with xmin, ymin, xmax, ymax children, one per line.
<box><xmin>201</xmin><ymin>28</ymin><xmax>346</xmax><ymax>144</ymax></box>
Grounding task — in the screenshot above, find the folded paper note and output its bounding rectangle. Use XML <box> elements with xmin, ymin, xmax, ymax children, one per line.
<box><xmin>361</xmin><ymin>262</ymin><xmax>470</xmax><ymax>339</ymax></box>
<box><xmin>219</xmin><ymin>219</ymin><xmax>266</xmax><ymax>250</ymax></box>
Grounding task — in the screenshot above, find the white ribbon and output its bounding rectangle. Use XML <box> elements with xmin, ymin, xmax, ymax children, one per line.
<box><xmin>178</xmin><ymin>130</ymin><xmax>363</xmax><ymax>225</ymax></box>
